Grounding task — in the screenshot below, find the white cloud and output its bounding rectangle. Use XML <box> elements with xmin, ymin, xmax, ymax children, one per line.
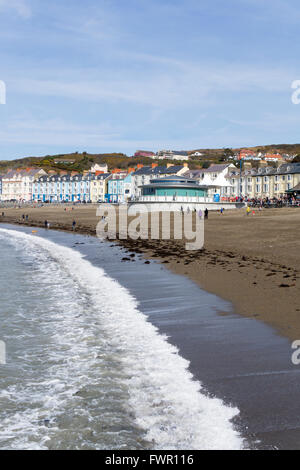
<box><xmin>0</xmin><ymin>0</ymin><xmax>31</xmax><ymax>18</ymax></box>
<box><xmin>8</xmin><ymin>59</ymin><xmax>291</xmax><ymax>111</ymax></box>
<box><xmin>0</xmin><ymin>117</ymin><xmax>121</xmax><ymax>146</ymax></box>
<box><xmin>0</xmin><ymin>114</ymin><xmax>222</xmax><ymax>150</ymax></box>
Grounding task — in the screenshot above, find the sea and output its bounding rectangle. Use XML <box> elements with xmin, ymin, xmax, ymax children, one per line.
<box><xmin>0</xmin><ymin>225</ymin><xmax>299</xmax><ymax>450</ymax></box>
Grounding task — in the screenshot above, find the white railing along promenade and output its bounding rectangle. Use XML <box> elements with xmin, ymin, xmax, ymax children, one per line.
<box><xmin>133</xmin><ymin>195</ymin><xmax>213</xmax><ymax>203</ymax></box>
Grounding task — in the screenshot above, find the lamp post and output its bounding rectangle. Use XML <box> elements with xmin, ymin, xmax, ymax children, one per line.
<box><xmin>239</xmin><ymin>157</ymin><xmax>244</xmax><ymax>200</ymax></box>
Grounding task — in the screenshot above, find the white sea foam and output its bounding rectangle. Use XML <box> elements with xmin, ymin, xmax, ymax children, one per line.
<box><xmin>0</xmin><ymin>228</ymin><xmax>243</xmax><ymax>450</ymax></box>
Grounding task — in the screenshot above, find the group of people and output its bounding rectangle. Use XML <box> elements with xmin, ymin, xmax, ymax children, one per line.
<box><xmin>44</xmin><ymin>220</ymin><xmax>77</xmax><ymax>230</ymax></box>
<box><xmin>247</xmin><ymin>196</ymin><xmax>299</xmax><ymax>208</ymax></box>
<box><xmin>180</xmin><ymin>207</ymin><xmax>209</xmax><ymax>219</ymax></box>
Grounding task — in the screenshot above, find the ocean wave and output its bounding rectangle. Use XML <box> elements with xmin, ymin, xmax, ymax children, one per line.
<box><xmin>0</xmin><ymin>228</ymin><xmax>243</xmax><ymax>450</ymax></box>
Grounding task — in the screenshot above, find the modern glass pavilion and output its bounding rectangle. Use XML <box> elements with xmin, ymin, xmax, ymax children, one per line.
<box><xmin>140</xmin><ymin>176</ymin><xmax>208</xmax><ymax>198</ymax></box>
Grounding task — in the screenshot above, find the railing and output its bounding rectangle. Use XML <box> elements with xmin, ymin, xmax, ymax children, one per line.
<box><xmin>133</xmin><ymin>196</ymin><xmax>213</xmax><ymax>203</ymax></box>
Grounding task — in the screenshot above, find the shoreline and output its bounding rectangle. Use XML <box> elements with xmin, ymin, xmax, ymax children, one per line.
<box><xmin>2</xmin><ymin>221</ymin><xmax>300</xmax><ymax>450</ymax></box>
<box><xmin>1</xmin><ymin>205</ymin><xmax>300</xmax><ymax>341</ymax></box>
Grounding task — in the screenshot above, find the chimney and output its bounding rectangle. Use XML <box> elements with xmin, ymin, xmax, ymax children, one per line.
<box><xmin>137</xmin><ymin>164</ymin><xmax>143</xmax><ymax>169</ymax></box>
<box><xmin>152</xmin><ymin>163</ymin><xmax>158</xmax><ymax>168</ymax></box>
<box><xmin>183</xmin><ymin>163</ymin><xmax>189</xmax><ymax>168</ymax></box>
<box><xmin>127</xmin><ymin>167</ymin><xmax>135</xmax><ymax>173</ymax></box>
<box><xmin>243</xmin><ymin>162</ymin><xmax>252</xmax><ymax>171</ymax></box>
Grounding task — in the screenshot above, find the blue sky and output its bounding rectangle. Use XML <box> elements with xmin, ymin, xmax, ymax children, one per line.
<box><xmin>0</xmin><ymin>0</ymin><xmax>299</xmax><ymax>159</ymax></box>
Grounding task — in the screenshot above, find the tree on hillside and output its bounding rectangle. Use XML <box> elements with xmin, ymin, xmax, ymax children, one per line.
<box><xmin>222</xmin><ymin>148</ymin><xmax>234</xmax><ymax>160</ymax></box>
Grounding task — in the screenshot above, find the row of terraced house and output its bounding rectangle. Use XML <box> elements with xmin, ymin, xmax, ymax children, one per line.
<box><xmin>0</xmin><ymin>163</ymin><xmax>190</xmax><ymax>203</ymax></box>
<box><xmin>186</xmin><ymin>162</ymin><xmax>300</xmax><ymax>200</ymax></box>
<box><xmin>1</xmin><ymin>161</ymin><xmax>300</xmax><ymax>203</ymax></box>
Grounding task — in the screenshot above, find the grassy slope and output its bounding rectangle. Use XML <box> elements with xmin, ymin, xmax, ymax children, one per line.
<box><xmin>0</xmin><ymin>144</ymin><xmax>299</xmax><ymax>174</ymax></box>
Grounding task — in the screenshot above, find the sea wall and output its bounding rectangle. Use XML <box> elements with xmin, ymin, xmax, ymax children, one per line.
<box><xmin>128</xmin><ymin>201</ymin><xmax>246</xmax><ymax>214</ymax></box>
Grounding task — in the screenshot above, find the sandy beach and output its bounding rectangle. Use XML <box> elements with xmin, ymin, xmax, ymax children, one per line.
<box><xmin>1</xmin><ymin>204</ymin><xmax>300</xmax><ymax>341</ymax></box>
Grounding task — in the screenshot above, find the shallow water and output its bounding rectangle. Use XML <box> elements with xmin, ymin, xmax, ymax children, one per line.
<box><xmin>0</xmin><ymin>226</ymin><xmax>242</xmax><ymax>450</ymax></box>
<box><xmin>1</xmin><ymin>224</ymin><xmax>300</xmax><ymax>450</ymax></box>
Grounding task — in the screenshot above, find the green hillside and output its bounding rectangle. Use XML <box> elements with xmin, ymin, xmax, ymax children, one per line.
<box><xmin>1</xmin><ymin>144</ymin><xmax>299</xmax><ymax>174</ymax></box>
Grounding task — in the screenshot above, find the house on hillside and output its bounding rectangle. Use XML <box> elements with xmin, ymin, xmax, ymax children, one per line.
<box><xmin>134</xmin><ymin>150</ymin><xmax>155</xmax><ymax>158</ymax></box>
<box><xmin>54</xmin><ymin>158</ymin><xmax>76</xmax><ymax>165</ymax></box>
<box><xmin>156</xmin><ymin>150</ymin><xmax>190</xmax><ymax>161</ymax></box>
<box><xmin>90</xmin><ymin>163</ymin><xmax>108</xmax><ymax>173</ymax></box>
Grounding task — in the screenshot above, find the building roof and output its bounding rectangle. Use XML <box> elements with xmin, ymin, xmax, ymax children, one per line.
<box><xmin>3</xmin><ymin>168</ymin><xmax>44</xmax><ymax>179</ymax></box>
<box><xmin>141</xmin><ymin>175</ymin><xmax>207</xmax><ymax>189</ymax></box>
<box><xmin>132</xmin><ymin>165</ymin><xmax>185</xmax><ymax>176</ymax></box>
<box><xmin>202</xmin><ymin>164</ymin><xmax>233</xmax><ymax>173</ymax></box>
<box><xmin>37</xmin><ymin>173</ymin><xmax>97</xmax><ymax>182</ymax></box>
<box><xmin>93</xmin><ymin>173</ymin><xmax>111</xmax><ymax>180</ymax></box>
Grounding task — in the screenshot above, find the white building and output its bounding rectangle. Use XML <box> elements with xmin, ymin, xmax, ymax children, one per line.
<box><xmin>190</xmin><ymin>151</ymin><xmax>203</xmax><ymax>157</ymax></box>
<box><xmin>156</xmin><ymin>150</ymin><xmax>190</xmax><ymax>161</ymax></box>
<box><xmin>1</xmin><ymin>168</ymin><xmax>46</xmax><ymax>202</ymax></box>
<box><xmin>185</xmin><ymin>164</ymin><xmax>237</xmax><ymax>199</ymax></box>
<box><xmin>90</xmin><ymin>163</ymin><xmax>109</xmax><ymax>173</ymax></box>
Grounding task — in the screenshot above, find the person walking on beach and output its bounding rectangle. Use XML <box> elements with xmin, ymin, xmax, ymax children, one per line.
<box><xmin>246</xmin><ymin>206</ymin><xmax>251</xmax><ymax>216</ymax></box>
<box><xmin>44</xmin><ymin>220</ymin><xmax>48</xmax><ymax>229</ymax></box>
<box><xmin>204</xmin><ymin>208</ymin><xmax>208</xmax><ymax>219</ymax></box>
<box><xmin>72</xmin><ymin>220</ymin><xmax>76</xmax><ymax>231</ymax></box>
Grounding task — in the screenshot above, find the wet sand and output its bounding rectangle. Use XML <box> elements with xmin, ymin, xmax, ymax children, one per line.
<box><xmin>1</xmin><ymin>204</ymin><xmax>300</xmax><ymax>340</ymax></box>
